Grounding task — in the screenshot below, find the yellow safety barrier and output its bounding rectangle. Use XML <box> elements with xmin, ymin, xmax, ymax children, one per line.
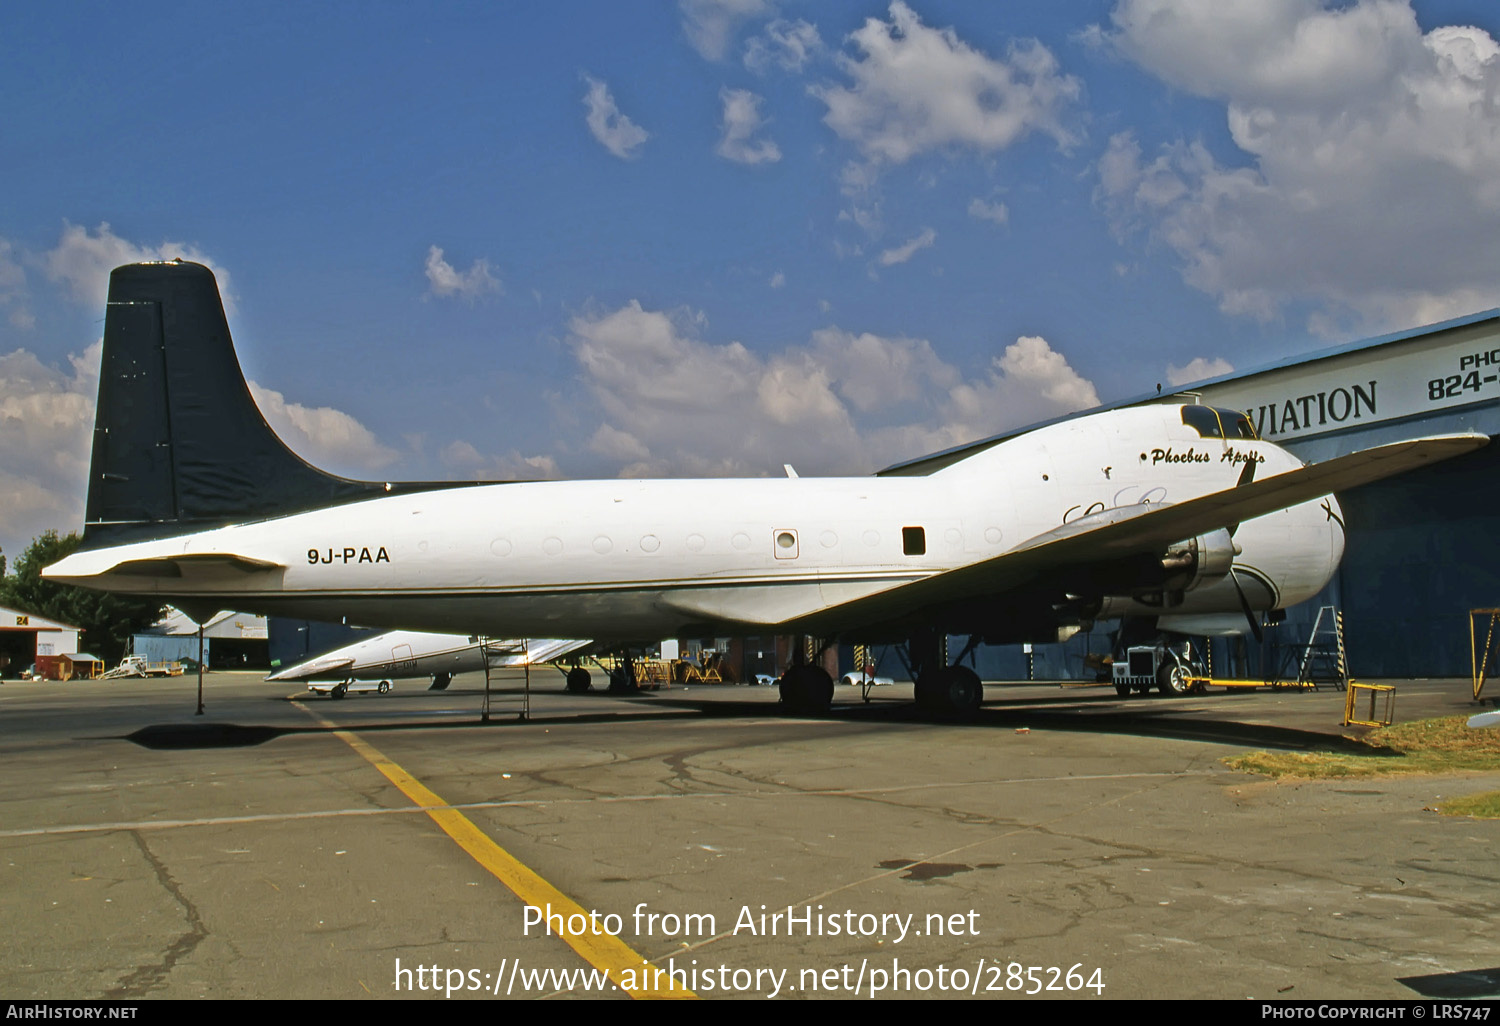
<box><xmin>1470</xmin><ymin>608</ymin><xmax>1500</xmax><ymax>702</ymax></box>
<box><xmin>1343</xmin><ymin>681</ymin><xmax>1393</xmax><ymax>727</ymax></box>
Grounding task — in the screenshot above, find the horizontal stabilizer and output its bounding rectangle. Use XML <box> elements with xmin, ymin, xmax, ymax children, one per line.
<box><xmin>45</xmin><ymin>550</ymin><xmax>284</xmax><ymax>584</ymax></box>
<box><xmin>486</xmin><ymin>638</ymin><xmax>595</xmax><ymax>667</ymax></box>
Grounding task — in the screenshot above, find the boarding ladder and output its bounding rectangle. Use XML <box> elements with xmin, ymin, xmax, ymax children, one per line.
<box><xmin>481</xmin><ymin>638</ymin><xmax>530</xmax><ymax>722</ymax></box>
<box><xmin>1297</xmin><ymin>606</ymin><xmax>1349</xmax><ymax>690</ymax></box>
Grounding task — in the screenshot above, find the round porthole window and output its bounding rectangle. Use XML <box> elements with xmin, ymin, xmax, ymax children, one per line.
<box><xmin>777</xmin><ymin>531</ymin><xmax>796</xmax><ymax>549</ymax></box>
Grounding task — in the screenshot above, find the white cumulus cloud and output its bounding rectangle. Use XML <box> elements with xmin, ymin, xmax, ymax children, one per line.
<box><xmin>1098</xmin><ymin>0</ymin><xmax>1500</xmax><ymax>334</ymax></box>
<box><xmin>246</xmin><ymin>383</ymin><xmax>399</xmax><ymax>474</ymax></box>
<box><xmin>1166</xmin><ymin>356</ymin><xmax>1235</xmax><ymax>386</ymax></box>
<box><xmin>680</xmin><ymin>0</ymin><xmax>770</xmax><ymax>61</ymax></box>
<box><xmin>564</xmin><ymin>300</ymin><xmax>1099</xmax><ymax>477</ymax></box>
<box><xmin>716</xmin><ymin>88</ymin><xmax>782</xmax><ymax>164</ymax></box>
<box><xmin>812</xmin><ymin>1</ymin><xmax>1081</xmax><ymax>164</ymax></box>
<box><xmin>0</xmin><ymin>344</ymin><xmax>100</xmax><ymax>559</ymax></box>
<box><xmin>968</xmin><ymin>197</ymin><xmax>1010</xmax><ymax>226</ymax></box>
<box><xmin>878</xmin><ymin>227</ymin><xmax>936</xmax><ymax>266</ymax></box>
<box><xmin>43</xmin><ymin>222</ymin><xmax>232</xmax><ymax>314</ymax></box>
<box><xmin>745</xmin><ymin>18</ymin><xmax>824</xmax><ymax>73</ymax></box>
<box><xmin>440</xmin><ymin>439</ymin><xmax>561</xmax><ymax>481</ymax></box>
<box><xmin>424</xmin><ymin>246</ymin><xmax>502</xmax><ymax>301</ymax></box>
<box><xmin>583</xmin><ymin>76</ymin><xmax>650</xmax><ymax>160</ymax></box>
<box><xmin>940</xmin><ymin>336</ymin><xmax>1100</xmax><ymax>446</ymax></box>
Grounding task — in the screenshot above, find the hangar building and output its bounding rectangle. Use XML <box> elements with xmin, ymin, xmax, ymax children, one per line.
<box><xmin>0</xmin><ymin>605</ymin><xmax>80</xmax><ymax>679</ymax></box>
<box><xmin>1147</xmin><ymin>307</ymin><xmax>1500</xmax><ymax>679</ymax></box>
<box><xmin>133</xmin><ymin>609</ymin><xmax>270</xmax><ymax>670</ymax></box>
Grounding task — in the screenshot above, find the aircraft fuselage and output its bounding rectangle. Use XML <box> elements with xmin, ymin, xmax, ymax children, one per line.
<box><xmin>48</xmin><ymin>405</ymin><xmax>1342</xmax><ymax>642</ymax></box>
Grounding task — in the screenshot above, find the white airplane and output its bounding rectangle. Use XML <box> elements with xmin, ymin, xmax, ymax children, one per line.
<box><xmin>45</xmin><ymin>261</ymin><xmax>1487</xmax><ymax>716</ymax></box>
<box><xmin>266</xmin><ymin>631</ymin><xmax>593</xmax><ymax>692</ymax></box>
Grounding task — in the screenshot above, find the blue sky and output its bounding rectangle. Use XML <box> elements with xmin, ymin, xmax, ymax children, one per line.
<box><xmin>4</xmin><ymin>0</ymin><xmax>1500</xmax><ymax>561</ymax></box>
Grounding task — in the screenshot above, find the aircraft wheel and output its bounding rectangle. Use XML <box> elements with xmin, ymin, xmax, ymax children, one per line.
<box><xmin>378</xmin><ymin>681</ymin><xmax>390</xmax><ymax>694</ymax></box>
<box><xmin>428</xmin><ymin>672</ymin><xmax>452</xmax><ymax>692</ymax></box>
<box><xmin>917</xmin><ymin>666</ymin><xmax>983</xmax><ymax>720</ymax></box>
<box><xmin>1156</xmin><ymin>662</ymin><xmax>1192</xmax><ymax>696</ymax></box>
<box><xmin>778</xmin><ymin>665</ymin><xmax>834</xmax><ymax>715</ymax></box>
<box><xmin>608</xmin><ymin>667</ymin><xmax>636</xmax><ymax>692</ymax></box>
<box><xmin>566</xmin><ymin>667</ymin><xmax>592</xmax><ymax>693</ymax></box>
<box><xmin>330</xmin><ymin>682</ymin><xmax>348</xmax><ymax>700</ymax></box>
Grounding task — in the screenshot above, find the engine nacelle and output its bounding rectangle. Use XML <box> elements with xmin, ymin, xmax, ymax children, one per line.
<box><xmin>1158</xmin><ymin>527</ymin><xmax>1238</xmax><ymax>593</ymax></box>
<box><xmin>1093</xmin><ymin>527</ymin><xmax>1240</xmax><ymax>612</ymax></box>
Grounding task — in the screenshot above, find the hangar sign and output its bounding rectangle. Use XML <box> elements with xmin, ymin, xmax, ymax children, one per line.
<box><xmin>1183</xmin><ymin>327</ymin><xmax>1500</xmax><ymax>442</ymax></box>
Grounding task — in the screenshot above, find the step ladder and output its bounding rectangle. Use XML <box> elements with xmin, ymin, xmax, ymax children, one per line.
<box><xmin>1298</xmin><ymin>606</ymin><xmax>1349</xmax><ymax>690</ymax></box>
<box><xmin>481</xmin><ymin>638</ymin><xmax>530</xmax><ymax>722</ymax></box>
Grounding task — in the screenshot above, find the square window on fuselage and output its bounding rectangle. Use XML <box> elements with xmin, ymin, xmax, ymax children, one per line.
<box><xmin>902</xmin><ymin>526</ymin><xmax>925</xmax><ymax>556</ymax></box>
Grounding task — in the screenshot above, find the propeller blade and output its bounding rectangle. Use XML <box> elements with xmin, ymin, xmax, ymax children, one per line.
<box><xmin>1230</xmin><ymin>569</ymin><xmax>1264</xmax><ymax>643</ymax></box>
<box><xmin>1227</xmin><ymin>457</ymin><xmax>1258</xmax><ymax>537</ymax></box>
<box><xmin>1236</xmin><ymin>457</ymin><xmax>1258</xmax><ymax>488</ymax></box>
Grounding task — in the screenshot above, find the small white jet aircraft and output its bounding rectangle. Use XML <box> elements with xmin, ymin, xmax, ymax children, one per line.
<box><xmin>267</xmin><ymin>631</ymin><xmax>592</xmax><ymax>693</ymax></box>
<box><xmin>45</xmin><ymin>262</ymin><xmax>1487</xmax><ymax>716</ymax></box>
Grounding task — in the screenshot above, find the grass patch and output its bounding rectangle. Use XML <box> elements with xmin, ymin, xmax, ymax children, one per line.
<box><xmin>1437</xmin><ymin>791</ymin><xmax>1500</xmax><ymax>818</ymax></box>
<box><xmin>1224</xmin><ymin>715</ymin><xmax>1500</xmax><ymax>779</ymax></box>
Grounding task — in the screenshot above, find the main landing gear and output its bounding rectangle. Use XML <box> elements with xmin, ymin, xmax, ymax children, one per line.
<box><xmin>906</xmin><ymin>629</ymin><xmax>984</xmax><ymax>720</ymax></box>
<box><xmin>774</xmin><ymin>631</ymin><xmax>986</xmax><ymax>720</ymax></box>
<box><xmin>914</xmin><ymin>664</ymin><xmax>983</xmax><ymax>719</ymax></box>
<box><xmin>608</xmin><ymin>652</ymin><xmax>639</xmax><ymax>693</ymax></box>
<box><xmin>778</xmin><ymin>662</ymin><xmax>834</xmax><ymax>716</ymax></box>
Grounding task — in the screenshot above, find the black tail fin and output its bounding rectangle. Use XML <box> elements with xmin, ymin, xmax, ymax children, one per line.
<box><xmin>83</xmin><ymin>261</ymin><xmax>394</xmax><ymax>547</ymax></box>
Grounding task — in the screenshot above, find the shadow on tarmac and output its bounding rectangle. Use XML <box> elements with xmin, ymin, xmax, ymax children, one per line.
<box><xmin>107</xmin><ymin>683</ymin><xmax>1367</xmax><ymax>753</ymax></box>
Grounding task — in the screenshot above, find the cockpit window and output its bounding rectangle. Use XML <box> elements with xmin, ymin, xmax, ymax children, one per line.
<box><xmin>1181</xmin><ymin>406</ymin><xmax>1224</xmax><ymax>438</ymax></box>
<box><xmin>1181</xmin><ymin>406</ymin><xmax>1258</xmax><ymax>440</ymax></box>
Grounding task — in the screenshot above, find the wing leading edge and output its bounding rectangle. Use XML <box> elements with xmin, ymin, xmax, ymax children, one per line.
<box><xmin>791</xmin><ymin>432</ymin><xmax>1488</xmax><ymax>635</ymax></box>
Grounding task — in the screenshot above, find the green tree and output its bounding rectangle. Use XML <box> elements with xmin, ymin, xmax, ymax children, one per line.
<box><xmin>0</xmin><ymin>530</ymin><xmax>164</xmax><ymax>664</ymax></box>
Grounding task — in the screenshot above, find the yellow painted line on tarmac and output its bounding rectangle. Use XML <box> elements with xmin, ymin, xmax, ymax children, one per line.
<box><xmin>297</xmin><ymin>703</ymin><xmax>693</xmax><ymax>1000</ymax></box>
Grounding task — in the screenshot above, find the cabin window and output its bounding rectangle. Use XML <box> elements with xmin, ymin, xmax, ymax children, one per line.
<box><xmin>902</xmin><ymin>526</ymin><xmax>926</xmax><ymax>556</ymax></box>
<box><xmin>774</xmin><ymin>529</ymin><xmax>799</xmax><ymax>559</ymax></box>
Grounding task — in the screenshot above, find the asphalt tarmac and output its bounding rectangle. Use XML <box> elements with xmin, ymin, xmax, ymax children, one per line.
<box><xmin>1</xmin><ymin>670</ymin><xmax>1497</xmax><ymax>1001</ymax></box>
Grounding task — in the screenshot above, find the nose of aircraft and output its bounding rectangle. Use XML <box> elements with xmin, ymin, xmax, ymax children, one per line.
<box><xmin>1324</xmin><ymin>493</ymin><xmax>1347</xmax><ymax>577</ymax></box>
<box><xmin>266</xmin><ymin>655</ymin><xmax>351</xmax><ymax>681</ymax></box>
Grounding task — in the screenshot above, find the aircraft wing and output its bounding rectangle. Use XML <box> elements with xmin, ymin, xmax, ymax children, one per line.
<box><xmin>794</xmin><ymin>433</ymin><xmax>1486</xmax><ymax>634</ymax></box>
